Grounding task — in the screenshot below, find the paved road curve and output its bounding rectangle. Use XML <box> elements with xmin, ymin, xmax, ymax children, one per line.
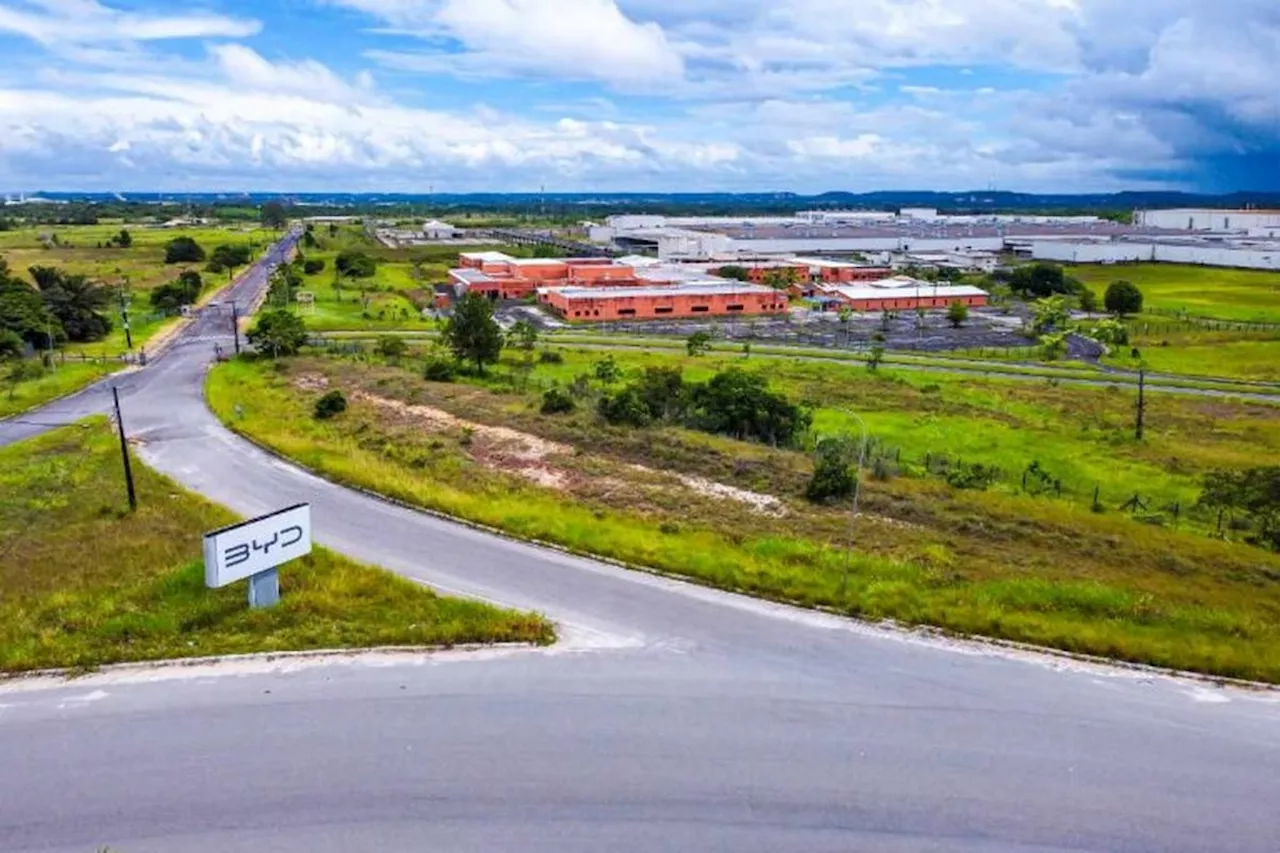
<box><xmin>2</xmin><ymin>233</ymin><xmax>1279</xmax><ymax>853</ymax></box>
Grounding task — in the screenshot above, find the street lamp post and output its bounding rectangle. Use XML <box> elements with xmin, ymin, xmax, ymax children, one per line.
<box><xmin>839</xmin><ymin>410</ymin><xmax>870</xmax><ymax>600</ymax></box>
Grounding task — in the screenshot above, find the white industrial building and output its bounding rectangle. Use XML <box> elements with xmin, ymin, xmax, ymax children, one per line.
<box><xmin>1134</xmin><ymin>208</ymin><xmax>1280</xmax><ymax>233</ymax></box>
<box><xmin>1032</xmin><ymin>238</ymin><xmax>1280</xmax><ymax>271</ymax></box>
<box><xmin>421</xmin><ymin>219</ymin><xmax>459</xmax><ymax>240</ymax></box>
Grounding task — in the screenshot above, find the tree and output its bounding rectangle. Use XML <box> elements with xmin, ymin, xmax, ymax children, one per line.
<box><xmin>150</xmin><ymin>270</ymin><xmax>203</xmax><ymax>314</ymax></box>
<box><xmin>867</xmin><ymin>332</ymin><xmax>886</xmax><ymax>370</ymax></box>
<box><xmin>1077</xmin><ymin>287</ymin><xmax>1100</xmax><ymax>313</ymax></box>
<box><xmin>1200</xmin><ymin>467</ymin><xmax>1280</xmax><ymax>551</ymax></box>
<box><xmin>335</xmin><ymin>250</ymin><xmax>377</xmax><ymax>279</ymax></box>
<box><xmin>0</xmin><ymin>328</ymin><xmax>23</xmax><ymax>359</ymax></box>
<box><xmin>598</xmin><ymin>385</ymin><xmax>652</xmax><ymax>427</ymax></box>
<box><xmin>247</xmin><ymin>309</ymin><xmax>308</xmax><ymax>357</ymax></box>
<box><xmin>686</xmin><ymin>330</ymin><xmax>713</xmax><ymax>356</ymax></box>
<box><xmin>1009</xmin><ymin>263</ymin><xmax>1080</xmax><ymax>298</ymax></box>
<box><xmin>762</xmin><ymin>268</ymin><xmax>798</xmax><ymax>291</ymax></box>
<box><xmin>717</xmin><ymin>265</ymin><xmax>750</xmax><ymax>282</ymax></box>
<box><xmin>541</xmin><ymin>387</ymin><xmax>576</xmax><ymax>415</ymax></box>
<box><xmin>947</xmin><ymin>300</ymin><xmax>970</xmax><ymax>328</ymax></box>
<box><xmin>0</xmin><ymin>262</ymin><xmax>60</xmax><ymax>347</ymax></box>
<box><xmin>164</xmin><ymin>236</ymin><xmax>206</xmax><ymax>264</ymax></box>
<box><xmin>262</xmin><ymin>201</ymin><xmax>288</xmax><ymax>230</ymax></box>
<box><xmin>313</xmin><ymin>389</ymin><xmax>348</xmax><ymax>420</ymax></box>
<box><xmin>1105</xmin><ymin>280</ymin><xmax>1144</xmax><ymax>316</ymax></box>
<box><xmin>837</xmin><ymin>306</ymin><xmax>853</xmax><ymax>346</ymax></box>
<box><xmin>29</xmin><ymin>266</ymin><xmax>113</xmax><ymax>342</ymax></box>
<box><xmin>442</xmin><ymin>291</ymin><xmax>503</xmax><ymax>374</ymax></box>
<box><xmin>208</xmin><ymin>244</ymin><xmax>252</xmax><ymax>277</ymax></box>
<box><xmin>1032</xmin><ymin>295</ymin><xmax>1070</xmax><ymax>335</ymax></box>
<box><xmin>685</xmin><ymin>368</ymin><xmax>811</xmax><ymax>447</ymax></box>
<box><xmin>4</xmin><ymin>358</ymin><xmax>42</xmax><ymax>401</ymax></box>
<box><xmin>303</xmin><ymin>258</ymin><xmax>326</xmax><ymax>275</ymax></box>
<box><xmin>511</xmin><ymin>319</ymin><xmax>539</xmax><ymax>356</ymax></box>
<box><xmin>633</xmin><ymin>366</ymin><xmax>686</xmax><ymax>421</ymax></box>
<box><xmin>113</xmin><ymin>229</ymin><xmax>132</xmax><ymax>248</ymax></box>
<box><xmin>806</xmin><ymin>435</ymin><xmax>859</xmax><ymax>503</ymax></box>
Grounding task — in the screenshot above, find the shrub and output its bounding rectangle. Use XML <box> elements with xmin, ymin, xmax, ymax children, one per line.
<box><xmin>1105</xmin><ymin>280</ymin><xmax>1144</xmax><ymax>316</ymax></box>
<box><xmin>303</xmin><ymin>258</ymin><xmax>326</xmax><ymax>275</ymax></box>
<box><xmin>945</xmin><ymin>461</ymin><xmax>1002</xmax><ymax>491</ymax></box>
<box><xmin>423</xmin><ymin>358</ymin><xmax>457</xmax><ymax>382</ymax></box>
<box><xmin>806</xmin><ymin>436</ymin><xmax>859</xmax><ymax>503</ymax></box>
<box><xmin>246</xmin><ymin>310</ymin><xmax>308</xmax><ymax>357</ymax></box>
<box><xmin>538</xmin><ymin>349</ymin><xmax>564</xmax><ymax>364</ymax></box>
<box><xmin>164</xmin><ymin>236</ymin><xmax>205</xmax><ymax>264</ymax></box>
<box><xmin>374</xmin><ymin>335</ymin><xmax>409</xmax><ymax>359</ymax></box>
<box><xmin>598</xmin><ymin>386</ymin><xmax>652</xmax><ymax>427</ymax></box>
<box><xmin>540</xmin><ymin>387</ymin><xmax>576</xmax><ymax>415</ymax></box>
<box><xmin>313</xmin><ymin>389</ymin><xmax>348</xmax><ymax>420</ymax></box>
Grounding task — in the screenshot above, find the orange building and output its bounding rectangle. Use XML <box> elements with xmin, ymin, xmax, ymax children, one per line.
<box><xmin>827</xmin><ymin>282</ymin><xmax>989</xmax><ymax>312</ymax></box>
<box><xmin>538</xmin><ymin>283</ymin><xmax>788</xmax><ymax>322</ymax></box>
<box><xmin>452</xmin><ymin>252</ymin><xmax>644</xmax><ymax>299</ymax></box>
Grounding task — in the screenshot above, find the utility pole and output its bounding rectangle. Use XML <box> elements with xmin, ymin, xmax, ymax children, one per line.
<box><xmin>232</xmin><ymin>302</ymin><xmax>241</xmax><ymax>355</ymax></box>
<box><xmin>119</xmin><ymin>277</ymin><xmax>133</xmax><ymax>350</ymax></box>
<box><xmin>1135</xmin><ymin>369</ymin><xmax>1146</xmax><ymax>441</ymax></box>
<box><xmin>112</xmin><ymin>386</ymin><xmax>137</xmax><ymax>511</ymax></box>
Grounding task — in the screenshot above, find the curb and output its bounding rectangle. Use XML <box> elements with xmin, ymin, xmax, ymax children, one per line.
<box><xmin>206</xmin><ymin>377</ymin><xmax>1280</xmax><ymax>695</ymax></box>
<box><xmin>0</xmin><ymin>642</ymin><xmax>546</xmax><ymax>685</ymax></box>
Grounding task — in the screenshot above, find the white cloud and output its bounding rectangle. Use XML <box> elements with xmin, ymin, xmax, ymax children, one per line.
<box><xmin>0</xmin><ymin>0</ymin><xmax>259</xmax><ymax>45</ymax></box>
<box><xmin>334</xmin><ymin>0</ymin><xmax>683</xmax><ymax>87</ymax></box>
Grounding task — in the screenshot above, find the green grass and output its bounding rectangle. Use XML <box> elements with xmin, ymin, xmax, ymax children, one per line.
<box><xmin>1103</xmin><ymin>329</ymin><xmax>1280</xmax><ymax>383</ymax></box>
<box><xmin>0</xmin><ymin>360</ymin><xmax>116</xmax><ymax>419</ymax></box>
<box><xmin>0</xmin><ymin>418</ymin><xmax>553</xmax><ymax>674</ymax></box>
<box><xmin>208</xmin><ymin>354</ymin><xmax>1280</xmax><ymax>682</ymax></box>
<box><xmin>1064</xmin><ymin>262</ymin><xmax>1280</xmax><ymax>324</ymax></box>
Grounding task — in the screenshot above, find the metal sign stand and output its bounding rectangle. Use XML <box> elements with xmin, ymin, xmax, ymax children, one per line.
<box><xmin>248</xmin><ymin>568</ymin><xmax>281</xmax><ymax>609</ymax></box>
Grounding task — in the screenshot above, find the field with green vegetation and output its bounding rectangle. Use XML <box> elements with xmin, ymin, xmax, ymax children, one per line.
<box><xmin>1065</xmin><ymin>262</ymin><xmax>1280</xmax><ymax>324</ymax></box>
<box><xmin>208</xmin><ymin>347</ymin><xmax>1280</xmax><ymax>682</ymax></box>
<box><xmin>288</xmin><ymin>224</ymin><xmax>535</xmax><ymax>331</ymax></box>
<box><xmin>1106</xmin><ymin>328</ymin><xmax>1280</xmax><ymax>383</ymax></box>
<box><xmin>0</xmin><ymin>417</ymin><xmax>552</xmax><ymax>674</ymax></box>
<box><xmin>0</xmin><ymin>360</ymin><xmax>114</xmax><ymax>419</ymax></box>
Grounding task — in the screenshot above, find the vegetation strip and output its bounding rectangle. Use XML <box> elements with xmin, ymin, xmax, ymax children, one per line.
<box><xmin>0</xmin><ymin>417</ymin><xmax>553</xmax><ymax>675</ymax></box>
<box><xmin>209</xmin><ymin>349</ymin><xmax>1280</xmax><ymax>683</ymax></box>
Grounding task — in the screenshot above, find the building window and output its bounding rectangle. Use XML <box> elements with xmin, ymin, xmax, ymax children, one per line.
<box><xmin>727</xmin><ymin>304</ymin><xmax>744</xmax><ymax>312</ymax></box>
<box><xmin>655</xmin><ymin>307</ymin><xmax>674</xmax><ymax>314</ymax></box>
<box><xmin>618</xmin><ymin>308</ymin><xmax>637</xmax><ymax>316</ymax></box>
<box><xmin>691</xmin><ymin>306</ymin><xmax>710</xmax><ymax>313</ymax></box>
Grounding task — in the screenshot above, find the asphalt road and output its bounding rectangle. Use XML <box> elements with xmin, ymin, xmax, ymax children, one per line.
<box><xmin>2</xmin><ymin>233</ymin><xmax>1279</xmax><ymax>853</ymax></box>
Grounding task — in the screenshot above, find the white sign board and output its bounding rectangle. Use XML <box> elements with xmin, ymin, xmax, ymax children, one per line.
<box><xmin>203</xmin><ymin>504</ymin><xmax>312</xmax><ymax>588</ymax></box>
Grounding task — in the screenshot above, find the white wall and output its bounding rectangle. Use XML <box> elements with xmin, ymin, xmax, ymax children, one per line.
<box><xmin>1136</xmin><ymin>209</ymin><xmax>1280</xmax><ymax>232</ymax></box>
<box><xmin>1031</xmin><ymin>240</ymin><xmax>1280</xmax><ymax>270</ymax></box>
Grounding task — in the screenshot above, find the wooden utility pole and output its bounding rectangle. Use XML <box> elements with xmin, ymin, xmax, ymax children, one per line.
<box><xmin>1135</xmin><ymin>369</ymin><xmax>1146</xmax><ymax>441</ymax></box>
<box><xmin>112</xmin><ymin>386</ymin><xmax>137</xmax><ymax>511</ymax></box>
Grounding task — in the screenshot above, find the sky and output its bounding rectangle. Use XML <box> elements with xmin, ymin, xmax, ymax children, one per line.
<box><xmin>0</xmin><ymin>0</ymin><xmax>1277</xmax><ymax>194</ymax></box>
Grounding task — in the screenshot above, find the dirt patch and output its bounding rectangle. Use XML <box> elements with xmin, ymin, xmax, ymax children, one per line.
<box><xmin>353</xmin><ymin>390</ymin><xmax>786</xmax><ymax>514</ymax></box>
<box><xmin>292</xmin><ymin>373</ymin><xmax>331</xmax><ymax>392</ymax></box>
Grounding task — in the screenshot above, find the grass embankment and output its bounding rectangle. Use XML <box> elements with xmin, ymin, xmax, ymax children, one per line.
<box><xmin>210</xmin><ymin>353</ymin><xmax>1280</xmax><ymax>682</ymax></box>
<box><xmin>1065</xmin><ymin>262</ymin><xmax>1280</xmax><ymax>324</ymax></box>
<box><xmin>0</xmin><ymin>361</ymin><xmax>115</xmax><ymax>419</ymax></box>
<box><xmin>0</xmin><ymin>418</ymin><xmax>552</xmax><ymax>674</ymax></box>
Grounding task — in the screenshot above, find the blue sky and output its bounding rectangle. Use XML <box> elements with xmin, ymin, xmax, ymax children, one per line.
<box><xmin>0</xmin><ymin>0</ymin><xmax>1276</xmax><ymax>193</ymax></box>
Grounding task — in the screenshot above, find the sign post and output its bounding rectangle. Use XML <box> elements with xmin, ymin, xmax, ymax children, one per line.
<box><xmin>203</xmin><ymin>504</ymin><xmax>312</xmax><ymax>608</ymax></box>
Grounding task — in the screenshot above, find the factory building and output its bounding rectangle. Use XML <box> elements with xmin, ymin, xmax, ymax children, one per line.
<box><xmin>823</xmin><ymin>277</ymin><xmax>990</xmax><ymax>312</ymax></box>
<box><xmin>538</xmin><ymin>283</ymin><xmax>788</xmax><ymax>322</ymax></box>
<box><xmin>1135</xmin><ymin>209</ymin><xmax>1280</xmax><ymax>233</ymax></box>
<box><xmin>1032</xmin><ymin>238</ymin><xmax>1280</xmax><ymax>271</ymax></box>
<box><xmin>451</xmin><ymin>252</ymin><xmax>645</xmax><ymax>299</ymax></box>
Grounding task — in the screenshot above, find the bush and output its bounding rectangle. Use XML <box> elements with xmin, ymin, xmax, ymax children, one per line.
<box><xmin>598</xmin><ymin>386</ymin><xmax>652</xmax><ymax>427</ymax></box>
<box><xmin>0</xmin><ymin>328</ymin><xmax>23</xmax><ymax>359</ymax></box>
<box><xmin>164</xmin><ymin>236</ymin><xmax>205</xmax><ymax>264</ymax></box>
<box><xmin>540</xmin><ymin>387</ymin><xmax>576</xmax><ymax>415</ymax></box>
<box><xmin>806</xmin><ymin>436</ymin><xmax>858</xmax><ymax>503</ymax></box>
<box><xmin>1105</xmin><ymin>280</ymin><xmax>1144</xmax><ymax>316</ymax></box>
<box><xmin>538</xmin><ymin>349</ymin><xmax>564</xmax><ymax>364</ymax></box>
<box><xmin>423</xmin><ymin>358</ymin><xmax>457</xmax><ymax>382</ymax></box>
<box><xmin>945</xmin><ymin>462</ymin><xmax>1002</xmax><ymax>491</ymax></box>
<box><xmin>303</xmin><ymin>258</ymin><xmax>326</xmax><ymax>275</ymax></box>
<box><xmin>374</xmin><ymin>335</ymin><xmax>409</xmax><ymax>359</ymax></box>
<box><xmin>246</xmin><ymin>309</ymin><xmax>307</xmax><ymax>357</ymax></box>
<box><xmin>313</xmin><ymin>390</ymin><xmax>347</xmax><ymax>420</ymax></box>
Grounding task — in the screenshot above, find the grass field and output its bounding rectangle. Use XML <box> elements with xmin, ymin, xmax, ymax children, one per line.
<box><xmin>208</xmin><ymin>352</ymin><xmax>1280</xmax><ymax>682</ymax></box>
<box><xmin>0</xmin><ymin>360</ymin><xmax>115</xmax><ymax>419</ymax></box>
<box><xmin>0</xmin><ymin>418</ymin><xmax>552</xmax><ymax>674</ymax></box>
<box><xmin>1065</xmin><ymin>262</ymin><xmax>1280</xmax><ymax>324</ymax></box>
<box><xmin>1106</xmin><ymin>329</ymin><xmax>1280</xmax><ymax>383</ymax></box>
